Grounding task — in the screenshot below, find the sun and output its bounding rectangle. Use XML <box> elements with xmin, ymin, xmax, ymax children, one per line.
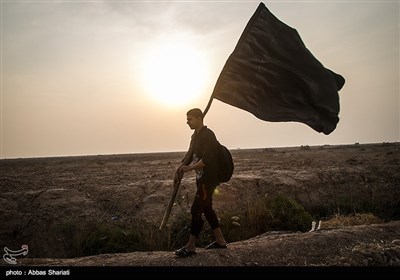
<box><xmin>140</xmin><ymin>40</ymin><xmax>208</xmax><ymax>107</ymax></box>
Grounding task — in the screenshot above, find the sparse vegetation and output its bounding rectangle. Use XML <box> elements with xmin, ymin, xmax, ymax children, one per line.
<box><xmin>78</xmin><ymin>194</ymin><xmax>314</xmax><ymax>255</ymax></box>
<box><xmin>82</xmin><ymin>223</ymin><xmax>143</xmax><ymax>256</ymax></box>
<box><xmin>63</xmin><ymin>199</ymin><xmax>388</xmax><ymax>257</ymax></box>
<box><xmin>220</xmin><ymin>194</ymin><xmax>314</xmax><ymax>243</ymax></box>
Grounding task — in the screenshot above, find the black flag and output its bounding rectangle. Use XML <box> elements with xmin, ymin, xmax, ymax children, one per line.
<box><xmin>204</xmin><ymin>2</ymin><xmax>345</xmax><ymax>135</ymax></box>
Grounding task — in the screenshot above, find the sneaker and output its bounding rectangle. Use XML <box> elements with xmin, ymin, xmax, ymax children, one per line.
<box><xmin>175</xmin><ymin>247</ymin><xmax>196</xmax><ymax>257</ymax></box>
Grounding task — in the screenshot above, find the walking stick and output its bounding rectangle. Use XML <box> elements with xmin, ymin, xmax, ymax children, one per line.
<box><xmin>159</xmin><ymin>170</ymin><xmax>184</xmax><ymax>230</ymax></box>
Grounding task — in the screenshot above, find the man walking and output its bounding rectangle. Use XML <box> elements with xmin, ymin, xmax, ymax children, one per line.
<box><xmin>175</xmin><ymin>108</ymin><xmax>227</xmax><ymax>257</ymax></box>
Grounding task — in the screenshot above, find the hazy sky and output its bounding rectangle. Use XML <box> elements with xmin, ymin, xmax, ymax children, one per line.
<box><xmin>1</xmin><ymin>0</ymin><xmax>399</xmax><ymax>159</ymax></box>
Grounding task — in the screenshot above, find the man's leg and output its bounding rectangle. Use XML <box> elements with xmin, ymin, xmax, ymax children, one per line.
<box><xmin>186</xmin><ymin>184</ymin><xmax>205</xmax><ymax>251</ymax></box>
<box><xmin>175</xmin><ymin>189</ymin><xmax>203</xmax><ymax>256</ymax></box>
<box><xmin>203</xmin><ymin>184</ymin><xmax>227</xmax><ymax>247</ymax></box>
<box><xmin>212</xmin><ymin>227</ymin><xmax>227</xmax><ymax>246</ymax></box>
<box><xmin>184</xmin><ymin>234</ymin><xmax>197</xmax><ymax>252</ymax></box>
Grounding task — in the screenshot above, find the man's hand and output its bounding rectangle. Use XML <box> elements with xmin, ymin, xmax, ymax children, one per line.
<box><xmin>177</xmin><ymin>159</ymin><xmax>204</xmax><ymax>174</ymax></box>
<box><xmin>179</xmin><ymin>165</ymin><xmax>193</xmax><ymax>173</ymax></box>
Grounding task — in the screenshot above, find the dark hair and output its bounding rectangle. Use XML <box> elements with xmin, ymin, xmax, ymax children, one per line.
<box><xmin>186</xmin><ymin>108</ymin><xmax>203</xmax><ymax>119</ymax></box>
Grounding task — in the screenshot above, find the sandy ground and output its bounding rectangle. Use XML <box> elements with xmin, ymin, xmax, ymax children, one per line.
<box><xmin>1</xmin><ymin>142</ymin><xmax>399</xmax><ymax>266</ymax></box>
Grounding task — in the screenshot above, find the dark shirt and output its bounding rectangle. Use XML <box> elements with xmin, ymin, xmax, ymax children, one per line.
<box><xmin>185</xmin><ymin>126</ymin><xmax>220</xmax><ymax>186</ymax></box>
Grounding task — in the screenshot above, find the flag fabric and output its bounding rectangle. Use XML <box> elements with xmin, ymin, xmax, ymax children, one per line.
<box><xmin>205</xmin><ymin>2</ymin><xmax>345</xmax><ymax>135</ymax></box>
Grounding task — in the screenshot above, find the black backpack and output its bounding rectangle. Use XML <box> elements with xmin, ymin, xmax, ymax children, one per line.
<box><xmin>218</xmin><ymin>143</ymin><xmax>234</xmax><ymax>183</ymax></box>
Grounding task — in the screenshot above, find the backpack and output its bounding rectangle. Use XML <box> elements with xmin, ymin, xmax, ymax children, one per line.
<box><xmin>218</xmin><ymin>143</ymin><xmax>234</xmax><ymax>183</ymax></box>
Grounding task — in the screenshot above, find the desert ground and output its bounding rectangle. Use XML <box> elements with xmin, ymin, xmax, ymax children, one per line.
<box><xmin>1</xmin><ymin>142</ymin><xmax>399</xmax><ymax>267</ymax></box>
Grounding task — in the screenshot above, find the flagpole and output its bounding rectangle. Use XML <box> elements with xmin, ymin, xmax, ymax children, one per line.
<box><xmin>202</xmin><ymin>95</ymin><xmax>214</xmax><ymax>118</ymax></box>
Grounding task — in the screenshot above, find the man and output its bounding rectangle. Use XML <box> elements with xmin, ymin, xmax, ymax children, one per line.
<box><xmin>175</xmin><ymin>108</ymin><xmax>227</xmax><ymax>257</ymax></box>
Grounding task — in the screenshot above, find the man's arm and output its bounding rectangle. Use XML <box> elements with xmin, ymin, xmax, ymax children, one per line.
<box><xmin>180</xmin><ymin>159</ymin><xmax>205</xmax><ymax>173</ymax></box>
<box><xmin>180</xmin><ymin>133</ymin><xmax>195</xmax><ymax>166</ymax></box>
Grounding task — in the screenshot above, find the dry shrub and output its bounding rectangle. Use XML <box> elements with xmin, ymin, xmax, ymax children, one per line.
<box><xmin>321</xmin><ymin>213</ymin><xmax>383</xmax><ymax>229</ymax></box>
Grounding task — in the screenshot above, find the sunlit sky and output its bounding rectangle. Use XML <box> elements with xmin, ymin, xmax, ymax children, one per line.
<box><xmin>1</xmin><ymin>0</ymin><xmax>399</xmax><ymax>159</ymax></box>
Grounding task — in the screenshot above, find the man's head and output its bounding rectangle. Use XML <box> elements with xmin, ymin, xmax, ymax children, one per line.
<box><xmin>186</xmin><ymin>108</ymin><xmax>204</xmax><ymax>131</ymax></box>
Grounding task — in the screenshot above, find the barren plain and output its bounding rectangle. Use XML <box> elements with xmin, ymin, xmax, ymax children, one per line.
<box><xmin>1</xmin><ymin>142</ymin><xmax>399</xmax><ymax>267</ymax></box>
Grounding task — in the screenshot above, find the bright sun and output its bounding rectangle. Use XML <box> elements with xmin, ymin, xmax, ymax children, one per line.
<box><xmin>140</xmin><ymin>40</ymin><xmax>208</xmax><ymax>107</ymax></box>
